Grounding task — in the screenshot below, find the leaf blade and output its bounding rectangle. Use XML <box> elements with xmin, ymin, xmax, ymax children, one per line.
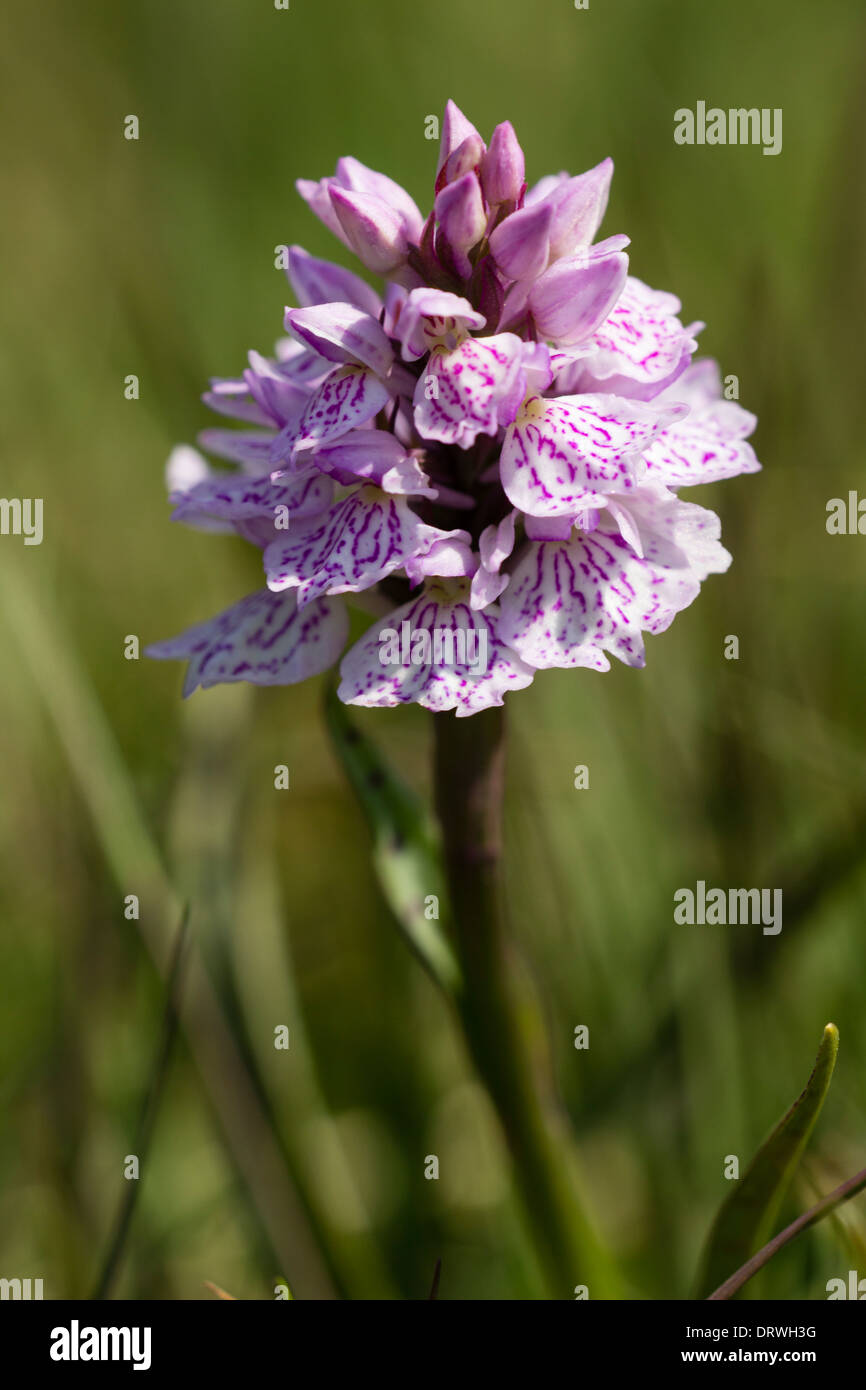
<box><xmin>323</xmin><ymin>685</ymin><xmax>461</xmax><ymax>996</ymax></box>
<box><xmin>693</xmin><ymin>1022</ymin><xmax>840</xmax><ymax>1298</ymax></box>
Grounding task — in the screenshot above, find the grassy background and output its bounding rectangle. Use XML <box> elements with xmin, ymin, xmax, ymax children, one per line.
<box><xmin>1</xmin><ymin>0</ymin><xmax>865</xmax><ymax>1299</ymax></box>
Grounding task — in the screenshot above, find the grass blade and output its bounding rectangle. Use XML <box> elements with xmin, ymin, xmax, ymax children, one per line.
<box><xmin>92</xmin><ymin>907</ymin><xmax>190</xmax><ymax>1299</ymax></box>
<box><xmin>0</xmin><ymin>557</ymin><xmax>338</xmax><ymax>1298</ymax></box>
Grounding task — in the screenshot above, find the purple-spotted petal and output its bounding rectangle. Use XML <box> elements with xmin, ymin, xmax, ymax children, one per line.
<box><xmin>645</xmin><ymin>400</ymin><xmax>760</xmax><ymax>486</ymax></box>
<box><xmin>147</xmin><ymin>589</ymin><xmax>348</xmax><ymax>695</ymax></box>
<box><xmin>271</xmin><ymin>339</ymin><xmax>334</xmax><ymax>389</ymax></box>
<box><xmin>413</xmin><ymin>333</ymin><xmax>526</xmax><ymax>448</ymax></box>
<box><xmin>500</xmin><ymin>393</ymin><xmax>683</xmax><ymax>516</ymax></box>
<box><xmin>170</xmin><ymin>469</ymin><xmax>333</xmax><ymax>526</ymax></box>
<box><xmin>338</xmin><ymin>582</ymin><xmax>535</xmax><ymax>716</ymax></box>
<box><xmin>394</xmin><ymin>288</ymin><xmax>486</xmax><ymax>361</ymax></box>
<box><xmin>605</xmin><ymin>485</ymin><xmax>732</xmax><ymax>575</ymax></box>
<box><xmin>498</xmin><ymin>492</ymin><xmax>730</xmax><ymax>670</ymax></box>
<box><xmin>293</xmin><ymin>366</ymin><xmax>392</xmax><ymax>452</ymax></box>
<box><xmin>263</xmin><ymin>487</ymin><xmax>470</xmax><ymax>605</ymax></box>
<box><xmin>573</xmin><ymin>277</ymin><xmax>701</xmax><ymax>399</ymax></box>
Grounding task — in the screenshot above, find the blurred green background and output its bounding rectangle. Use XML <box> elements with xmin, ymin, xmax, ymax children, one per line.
<box><xmin>1</xmin><ymin>0</ymin><xmax>865</xmax><ymax>1300</ymax></box>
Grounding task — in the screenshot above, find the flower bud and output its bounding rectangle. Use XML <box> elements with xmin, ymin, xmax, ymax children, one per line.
<box><xmin>481</xmin><ymin>121</ymin><xmax>525</xmax><ymax>206</ymax></box>
<box><xmin>436</xmin><ymin>99</ymin><xmax>484</xmax><ymax>180</ymax></box>
<box><xmin>329</xmin><ymin>186</ymin><xmax>412</xmax><ymax>274</ymax></box>
<box><xmin>434</xmin><ymin>172</ymin><xmax>487</xmax><ymax>275</ymax></box>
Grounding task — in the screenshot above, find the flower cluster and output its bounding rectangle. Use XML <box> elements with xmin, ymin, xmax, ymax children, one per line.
<box><xmin>149</xmin><ymin>101</ymin><xmax>760</xmax><ymax>716</ymax></box>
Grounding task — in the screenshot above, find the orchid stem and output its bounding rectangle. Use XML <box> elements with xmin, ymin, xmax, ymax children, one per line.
<box><xmin>433</xmin><ymin>706</ymin><xmax>618</xmax><ymax>1299</ymax></box>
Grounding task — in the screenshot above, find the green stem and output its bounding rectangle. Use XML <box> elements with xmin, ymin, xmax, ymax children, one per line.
<box><xmin>433</xmin><ymin>706</ymin><xmax>618</xmax><ymax>1299</ymax></box>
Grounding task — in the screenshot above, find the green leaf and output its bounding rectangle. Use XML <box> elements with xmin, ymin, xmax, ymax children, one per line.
<box><xmin>323</xmin><ymin>685</ymin><xmax>461</xmax><ymax>996</ymax></box>
<box><xmin>708</xmin><ymin>1162</ymin><xmax>866</xmax><ymax>1300</ymax></box>
<box><xmin>693</xmin><ymin>1022</ymin><xmax>840</xmax><ymax>1299</ymax></box>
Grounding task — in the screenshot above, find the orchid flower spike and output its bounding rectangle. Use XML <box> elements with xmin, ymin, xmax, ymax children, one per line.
<box><xmin>150</xmin><ymin>103</ymin><xmax>760</xmax><ymax>717</ymax></box>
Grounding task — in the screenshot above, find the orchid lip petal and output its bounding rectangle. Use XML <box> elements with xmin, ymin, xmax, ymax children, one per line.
<box><xmin>413</xmin><ymin>333</ymin><xmax>526</xmax><ymax>449</ymax></box>
<box><xmin>498</xmin><ymin>489</ymin><xmax>730</xmax><ymax>673</ymax></box>
<box><xmin>645</xmin><ymin>373</ymin><xmax>761</xmax><ymax>487</ymax></box>
<box><xmin>338</xmin><ymin>581</ymin><xmax>535</xmax><ymax>717</ymax></box>
<box><xmin>263</xmin><ymin>488</ymin><xmax>471</xmax><ymax>605</ymax></box>
<box><xmin>147</xmin><ymin>589</ymin><xmax>349</xmax><ymax>694</ymax></box>
<box><xmin>572</xmin><ymin>276</ymin><xmax>702</xmax><ymax>399</ymax></box>
<box><xmin>500</xmin><ymin>392</ymin><xmax>680</xmax><ymax>517</ymax></box>
<box><xmin>394</xmin><ymin>287</ymin><xmax>486</xmax><ymax>361</ymax></box>
<box><xmin>170</xmin><ymin>469</ymin><xmax>333</xmax><ymax>528</ymax></box>
<box><xmin>294</xmin><ymin>365</ymin><xmax>392</xmax><ymax>452</ymax></box>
